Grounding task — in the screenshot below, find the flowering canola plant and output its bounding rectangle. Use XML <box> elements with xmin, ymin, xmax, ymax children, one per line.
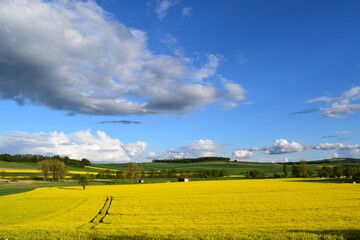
<box><xmin>0</xmin><ymin>179</ymin><xmax>359</xmax><ymax>239</ymax></box>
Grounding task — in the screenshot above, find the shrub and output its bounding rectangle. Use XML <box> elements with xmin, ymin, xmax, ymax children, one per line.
<box><xmin>273</xmin><ymin>173</ymin><xmax>281</xmax><ymax>178</ymax></box>
<box><xmin>352</xmin><ymin>173</ymin><xmax>360</xmax><ymax>183</ymax></box>
<box><xmin>246</xmin><ymin>169</ymin><xmax>267</xmax><ymax>178</ymax></box>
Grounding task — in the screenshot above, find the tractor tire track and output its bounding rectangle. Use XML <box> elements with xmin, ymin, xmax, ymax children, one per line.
<box><xmin>90</xmin><ymin>196</ymin><xmax>113</xmax><ymax>229</ymax></box>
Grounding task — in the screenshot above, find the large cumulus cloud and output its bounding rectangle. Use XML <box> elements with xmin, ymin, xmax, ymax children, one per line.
<box><xmin>0</xmin><ymin>0</ymin><xmax>246</xmax><ymax>115</ymax></box>
<box><xmin>261</xmin><ymin>139</ymin><xmax>304</xmax><ymax>154</ymax></box>
<box><xmin>0</xmin><ymin>130</ymin><xmax>147</xmax><ymax>162</ymax></box>
<box><xmin>232</xmin><ymin>149</ymin><xmax>253</xmax><ymax>159</ymax></box>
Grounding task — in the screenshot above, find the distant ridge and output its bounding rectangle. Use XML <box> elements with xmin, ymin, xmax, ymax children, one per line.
<box><xmin>287</xmin><ymin>158</ymin><xmax>360</xmax><ymax>166</ymax></box>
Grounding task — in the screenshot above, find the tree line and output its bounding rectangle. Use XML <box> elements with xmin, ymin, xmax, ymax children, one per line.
<box><xmin>290</xmin><ymin>161</ymin><xmax>360</xmax><ymax>181</ymax></box>
<box><xmin>301</xmin><ymin>158</ymin><xmax>360</xmax><ymax>165</ymax></box>
<box><xmin>152</xmin><ymin>157</ymin><xmax>230</xmax><ymax>163</ymax></box>
<box><xmin>317</xmin><ymin>166</ymin><xmax>360</xmax><ymax>180</ymax></box>
<box><xmin>245</xmin><ymin>161</ymin><xmax>360</xmax><ymax>182</ymax></box>
<box><xmin>0</xmin><ymin>154</ymin><xmax>90</xmax><ymax>168</ymax></box>
<box><xmin>96</xmin><ymin>168</ymin><xmax>229</xmax><ymax>180</ymax></box>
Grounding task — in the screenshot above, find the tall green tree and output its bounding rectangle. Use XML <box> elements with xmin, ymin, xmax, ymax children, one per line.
<box><xmin>125</xmin><ymin>162</ymin><xmax>142</xmax><ymax>183</ymax></box>
<box><xmin>333</xmin><ymin>166</ymin><xmax>343</xmax><ymax>178</ymax></box>
<box><xmin>353</xmin><ymin>172</ymin><xmax>360</xmax><ymax>182</ymax></box>
<box><xmin>292</xmin><ymin>161</ymin><xmax>312</xmax><ymax>177</ymax></box>
<box><xmin>38</xmin><ymin>159</ymin><xmax>67</xmax><ymax>181</ymax></box>
<box><xmin>38</xmin><ymin>159</ymin><xmax>51</xmax><ymax>181</ymax></box>
<box><xmin>343</xmin><ymin>167</ymin><xmax>355</xmax><ymax>178</ymax></box>
<box><xmin>49</xmin><ymin>160</ymin><xmax>67</xmax><ymax>181</ymax></box>
<box><xmin>283</xmin><ymin>162</ymin><xmax>288</xmax><ymax>177</ymax></box>
<box><xmin>78</xmin><ymin>175</ymin><xmax>89</xmax><ymax>190</ymax></box>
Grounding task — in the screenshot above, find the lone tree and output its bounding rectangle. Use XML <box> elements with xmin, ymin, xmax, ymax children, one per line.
<box><xmin>125</xmin><ymin>162</ymin><xmax>142</xmax><ymax>183</ymax></box>
<box><xmin>38</xmin><ymin>159</ymin><xmax>51</xmax><ymax>181</ymax></box>
<box><xmin>49</xmin><ymin>159</ymin><xmax>67</xmax><ymax>181</ymax></box>
<box><xmin>283</xmin><ymin>162</ymin><xmax>288</xmax><ymax>177</ymax></box>
<box><xmin>78</xmin><ymin>175</ymin><xmax>89</xmax><ymax>190</ymax></box>
<box><xmin>38</xmin><ymin>159</ymin><xmax>67</xmax><ymax>181</ymax></box>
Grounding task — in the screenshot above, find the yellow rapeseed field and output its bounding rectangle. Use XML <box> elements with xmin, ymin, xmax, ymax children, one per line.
<box><xmin>85</xmin><ymin>166</ymin><xmax>118</xmax><ymax>171</ymax></box>
<box><xmin>2</xmin><ymin>169</ymin><xmax>96</xmax><ymax>175</ymax></box>
<box><xmin>0</xmin><ymin>179</ymin><xmax>359</xmax><ymax>239</ymax></box>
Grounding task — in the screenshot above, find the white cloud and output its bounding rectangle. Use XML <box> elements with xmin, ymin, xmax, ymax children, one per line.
<box><xmin>182</xmin><ymin>7</ymin><xmax>192</xmax><ymax>17</ymax></box>
<box><xmin>313</xmin><ymin>143</ymin><xmax>345</xmax><ymax>150</ymax></box>
<box><xmin>160</xmin><ymin>33</ymin><xmax>184</xmax><ymax>56</ymax></box>
<box><xmin>160</xmin><ymin>139</ymin><xmax>222</xmax><ymax>159</ymax></box>
<box><xmin>0</xmin><ymin>0</ymin><xmax>246</xmax><ymax>116</ymax></box>
<box><xmin>261</xmin><ymin>139</ymin><xmax>304</xmax><ymax>154</ymax></box>
<box><xmin>221</xmin><ymin>102</ymin><xmax>238</xmax><ymax>110</ymax></box>
<box><xmin>155</xmin><ymin>0</ymin><xmax>178</xmax><ymax>20</ymax></box>
<box><xmin>193</xmin><ymin>54</ymin><xmax>220</xmax><ymax>81</ymax></box>
<box><xmin>162</xmin><ymin>148</ymin><xmax>189</xmax><ymax>159</ymax></box>
<box><xmin>307</xmin><ymin>97</ymin><xmax>332</xmax><ymax>103</ymax></box>
<box><xmin>232</xmin><ymin>150</ymin><xmax>253</xmax><ymax>159</ymax></box>
<box><xmin>217</xmin><ymin>78</ymin><xmax>247</xmax><ymax>109</ymax></box>
<box><xmin>123</xmin><ymin>142</ymin><xmax>147</xmax><ymax>158</ymax></box>
<box><xmin>187</xmin><ymin>139</ymin><xmax>220</xmax><ymax>157</ymax></box>
<box><xmin>0</xmin><ymin>130</ymin><xmax>147</xmax><ymax>162</ymax></box>
<box><xmin>308</xmin><ymin>86</ymin><xmax>360</xmax><ymax>118</ymax></box>
<box><xmin>146</xmin><ymin>152</ymin><xmax>157</xmax><ymax>159</ymax></box>
<box><xmin>313</xmin><ymin>143</ymin><xmax>360</xmax><ymax>151</ymax></box>
<box><xmin>223</xmin><ymin>82</ymin><xmax>246</xmax><ymax>101</ymax></box>
<box><xmin>248</xmin><ymin>139</ymin><xmax>360</xmax><ymax>158</ymax></box>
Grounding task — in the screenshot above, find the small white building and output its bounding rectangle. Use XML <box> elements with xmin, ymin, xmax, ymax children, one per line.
<box><xmin>178</xmin><ymin>178</ymin><xmax>189</xmax><ymax>182</ymax></box>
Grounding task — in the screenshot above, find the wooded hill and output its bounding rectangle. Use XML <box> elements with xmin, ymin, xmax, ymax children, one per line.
<box><xmin>0</xmin><ymin>154</ymin><xmax>90</xmax><ymax>168</ymax></box>
<box><xmin>287</xmin><ymin>158</ymin><xmax>360</xmax><ymax>166</ymax></box>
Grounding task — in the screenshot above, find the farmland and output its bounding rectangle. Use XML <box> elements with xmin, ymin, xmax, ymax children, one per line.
<box><xmin>1</xmin><ymin>158</ymin><xmax>359</xmax><ymax>196</ymax></box>
<box><xmin>0</xmin><ymin>178</ymin><xmax>359</xmax><ymax>239</ymax></box>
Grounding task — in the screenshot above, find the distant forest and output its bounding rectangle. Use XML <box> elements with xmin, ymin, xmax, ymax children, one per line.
<box><xmin>288</xmin><ymin>158</ymin><xmax>360</xmax><ymax>166</ymax></box>
<box><xmin>152</xmin><ymin>157</ymin><xmax>231</xmax><ymax>163</ymax></box>
<box><xmin>0</xmin><ymin>154</ymin><xmax>90</xmax><ymax>168</ymax></box>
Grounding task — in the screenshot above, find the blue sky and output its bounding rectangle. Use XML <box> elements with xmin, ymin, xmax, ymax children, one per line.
<box><xmin>0</xmin><ymin>0</ymin><xmax>359</xmax><ymax>162</ymax></box>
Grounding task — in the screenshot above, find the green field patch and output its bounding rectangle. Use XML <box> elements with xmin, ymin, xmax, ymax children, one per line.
<box><xmin>0</xmin><ymin>161</ymin><xmax>38</xmax><ymax>169</ymax></box>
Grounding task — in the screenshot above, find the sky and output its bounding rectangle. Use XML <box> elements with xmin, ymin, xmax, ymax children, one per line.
<box><xmin>0</xmin><ymin>0</ymin><xmax>359</xmax><ymax>163</ymax></box>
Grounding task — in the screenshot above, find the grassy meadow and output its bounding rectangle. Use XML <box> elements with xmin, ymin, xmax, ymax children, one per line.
<box><xmin>0</xmin><ymin>178</ymin><xmax>359</xmax><ymax>239</ymax></box>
